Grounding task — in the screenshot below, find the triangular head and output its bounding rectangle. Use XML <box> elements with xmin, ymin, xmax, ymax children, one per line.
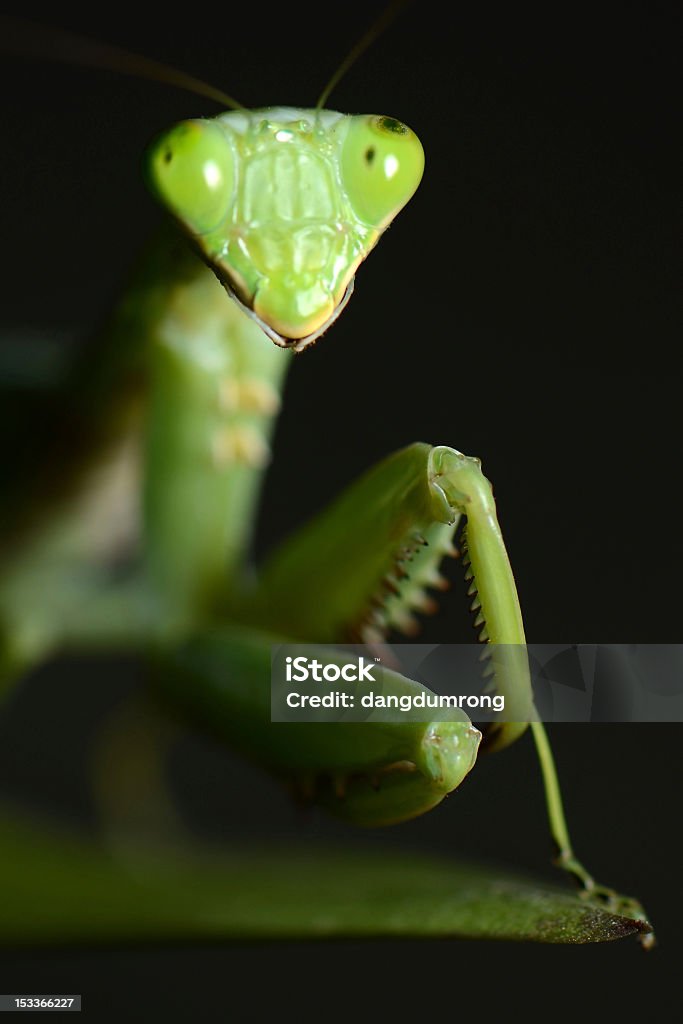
<box><xmin>146</xmin><ymin>108</ymin><xmax>424</xmax><ymax>350</ymax></box>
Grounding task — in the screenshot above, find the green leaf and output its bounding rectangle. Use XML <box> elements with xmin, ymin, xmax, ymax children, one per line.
<box><xmin>0</xmin><ymin>813</ymin><xmax>651</xmax><ymax>945</ymax></box>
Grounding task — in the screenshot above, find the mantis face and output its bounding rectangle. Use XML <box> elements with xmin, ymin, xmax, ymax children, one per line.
<box><xmin>146</xmin><ymin>108</ymin><xmax>424</xmax><ymax>349</ymax></box>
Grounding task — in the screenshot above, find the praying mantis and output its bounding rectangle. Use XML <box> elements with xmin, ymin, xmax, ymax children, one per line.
<box><xmin>0</xmin><ymin>9</ymin><xmax>653</xmax><ymax>944</ymax></box>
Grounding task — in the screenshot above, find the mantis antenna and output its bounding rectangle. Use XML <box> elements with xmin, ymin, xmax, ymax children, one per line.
<box><xmin>1</xmin><ymin>4</ymin><xmax>411</xmax><ymax>115</ymax></box>
<box><xmin>316</xmin><ymin>0</ymin><xmax>412</xmax><ymax>110</ymax></box>
<box><xmin>0</xmin><ymin>16</ymin><xmax>247</xmax><ymax>111</ymax></box>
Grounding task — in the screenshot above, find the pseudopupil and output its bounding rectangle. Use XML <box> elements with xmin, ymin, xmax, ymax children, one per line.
<box><xmin>378</xmin><ymin>117</ymin><xmax>408</xmax><ymax>135</ymax></box>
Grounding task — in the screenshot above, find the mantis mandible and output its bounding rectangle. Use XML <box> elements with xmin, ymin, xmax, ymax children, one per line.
<box><xmin>0</xmin><ymin>12</ymin><xmax>652</xmax><ymax>944</ymax></box>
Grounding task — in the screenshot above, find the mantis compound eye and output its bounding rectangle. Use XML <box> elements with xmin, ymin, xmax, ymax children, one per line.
<box><xmin>338</xmin><ymin>114</ymin><xmax>425</xmax><ymax>229</ymax></box>
<box><xmin>146</xmin><ymin>119</ymin><xmax>236</xmax><ymax>234</ymax></box>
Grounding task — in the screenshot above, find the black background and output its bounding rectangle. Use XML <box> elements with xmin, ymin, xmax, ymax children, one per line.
<box><xmin>0</xmin><ymin>1</ymin><xmax>680</xmax><ymax>1018</ymax></box>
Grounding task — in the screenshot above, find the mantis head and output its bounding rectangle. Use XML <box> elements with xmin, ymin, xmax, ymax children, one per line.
<box><xmin>146</xmin><ymin>109</ymin><xmax>424</xmax><ymax>349</ymax></box>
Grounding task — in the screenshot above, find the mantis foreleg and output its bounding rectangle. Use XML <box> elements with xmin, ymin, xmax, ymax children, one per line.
<box><xmin>157</xmin><ymin>443</ymin><xmax>533</xmax><ymax>825</ymax></box>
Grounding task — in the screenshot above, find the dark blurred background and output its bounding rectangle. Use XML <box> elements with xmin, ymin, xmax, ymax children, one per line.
<box><xmin>0</xmin><ymin>1</ymin><xmax>679</xmax><ymax>1018</ymax></box>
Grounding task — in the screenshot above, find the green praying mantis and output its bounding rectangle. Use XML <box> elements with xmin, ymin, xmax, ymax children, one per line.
<box><xmin>0</xmin><ymin>13</ymin><xmax>653</xmax><ymax>944</ymax></box>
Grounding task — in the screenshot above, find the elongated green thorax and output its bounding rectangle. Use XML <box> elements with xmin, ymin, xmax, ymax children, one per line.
<box><xmin>146</xmin><ymin>109</ymin><xmax>424</xmax><ymax>349</ymax></box>
<box><xmin>141</xmin><ymin>234</ymin><xmax>289</xmax><ymax>618</ymax></box>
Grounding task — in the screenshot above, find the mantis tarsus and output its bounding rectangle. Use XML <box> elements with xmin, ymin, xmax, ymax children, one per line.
<box><xmin>0</xmin><ymin>13</ymin><xmax>653</xmax><ymax>945</ymax></box>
